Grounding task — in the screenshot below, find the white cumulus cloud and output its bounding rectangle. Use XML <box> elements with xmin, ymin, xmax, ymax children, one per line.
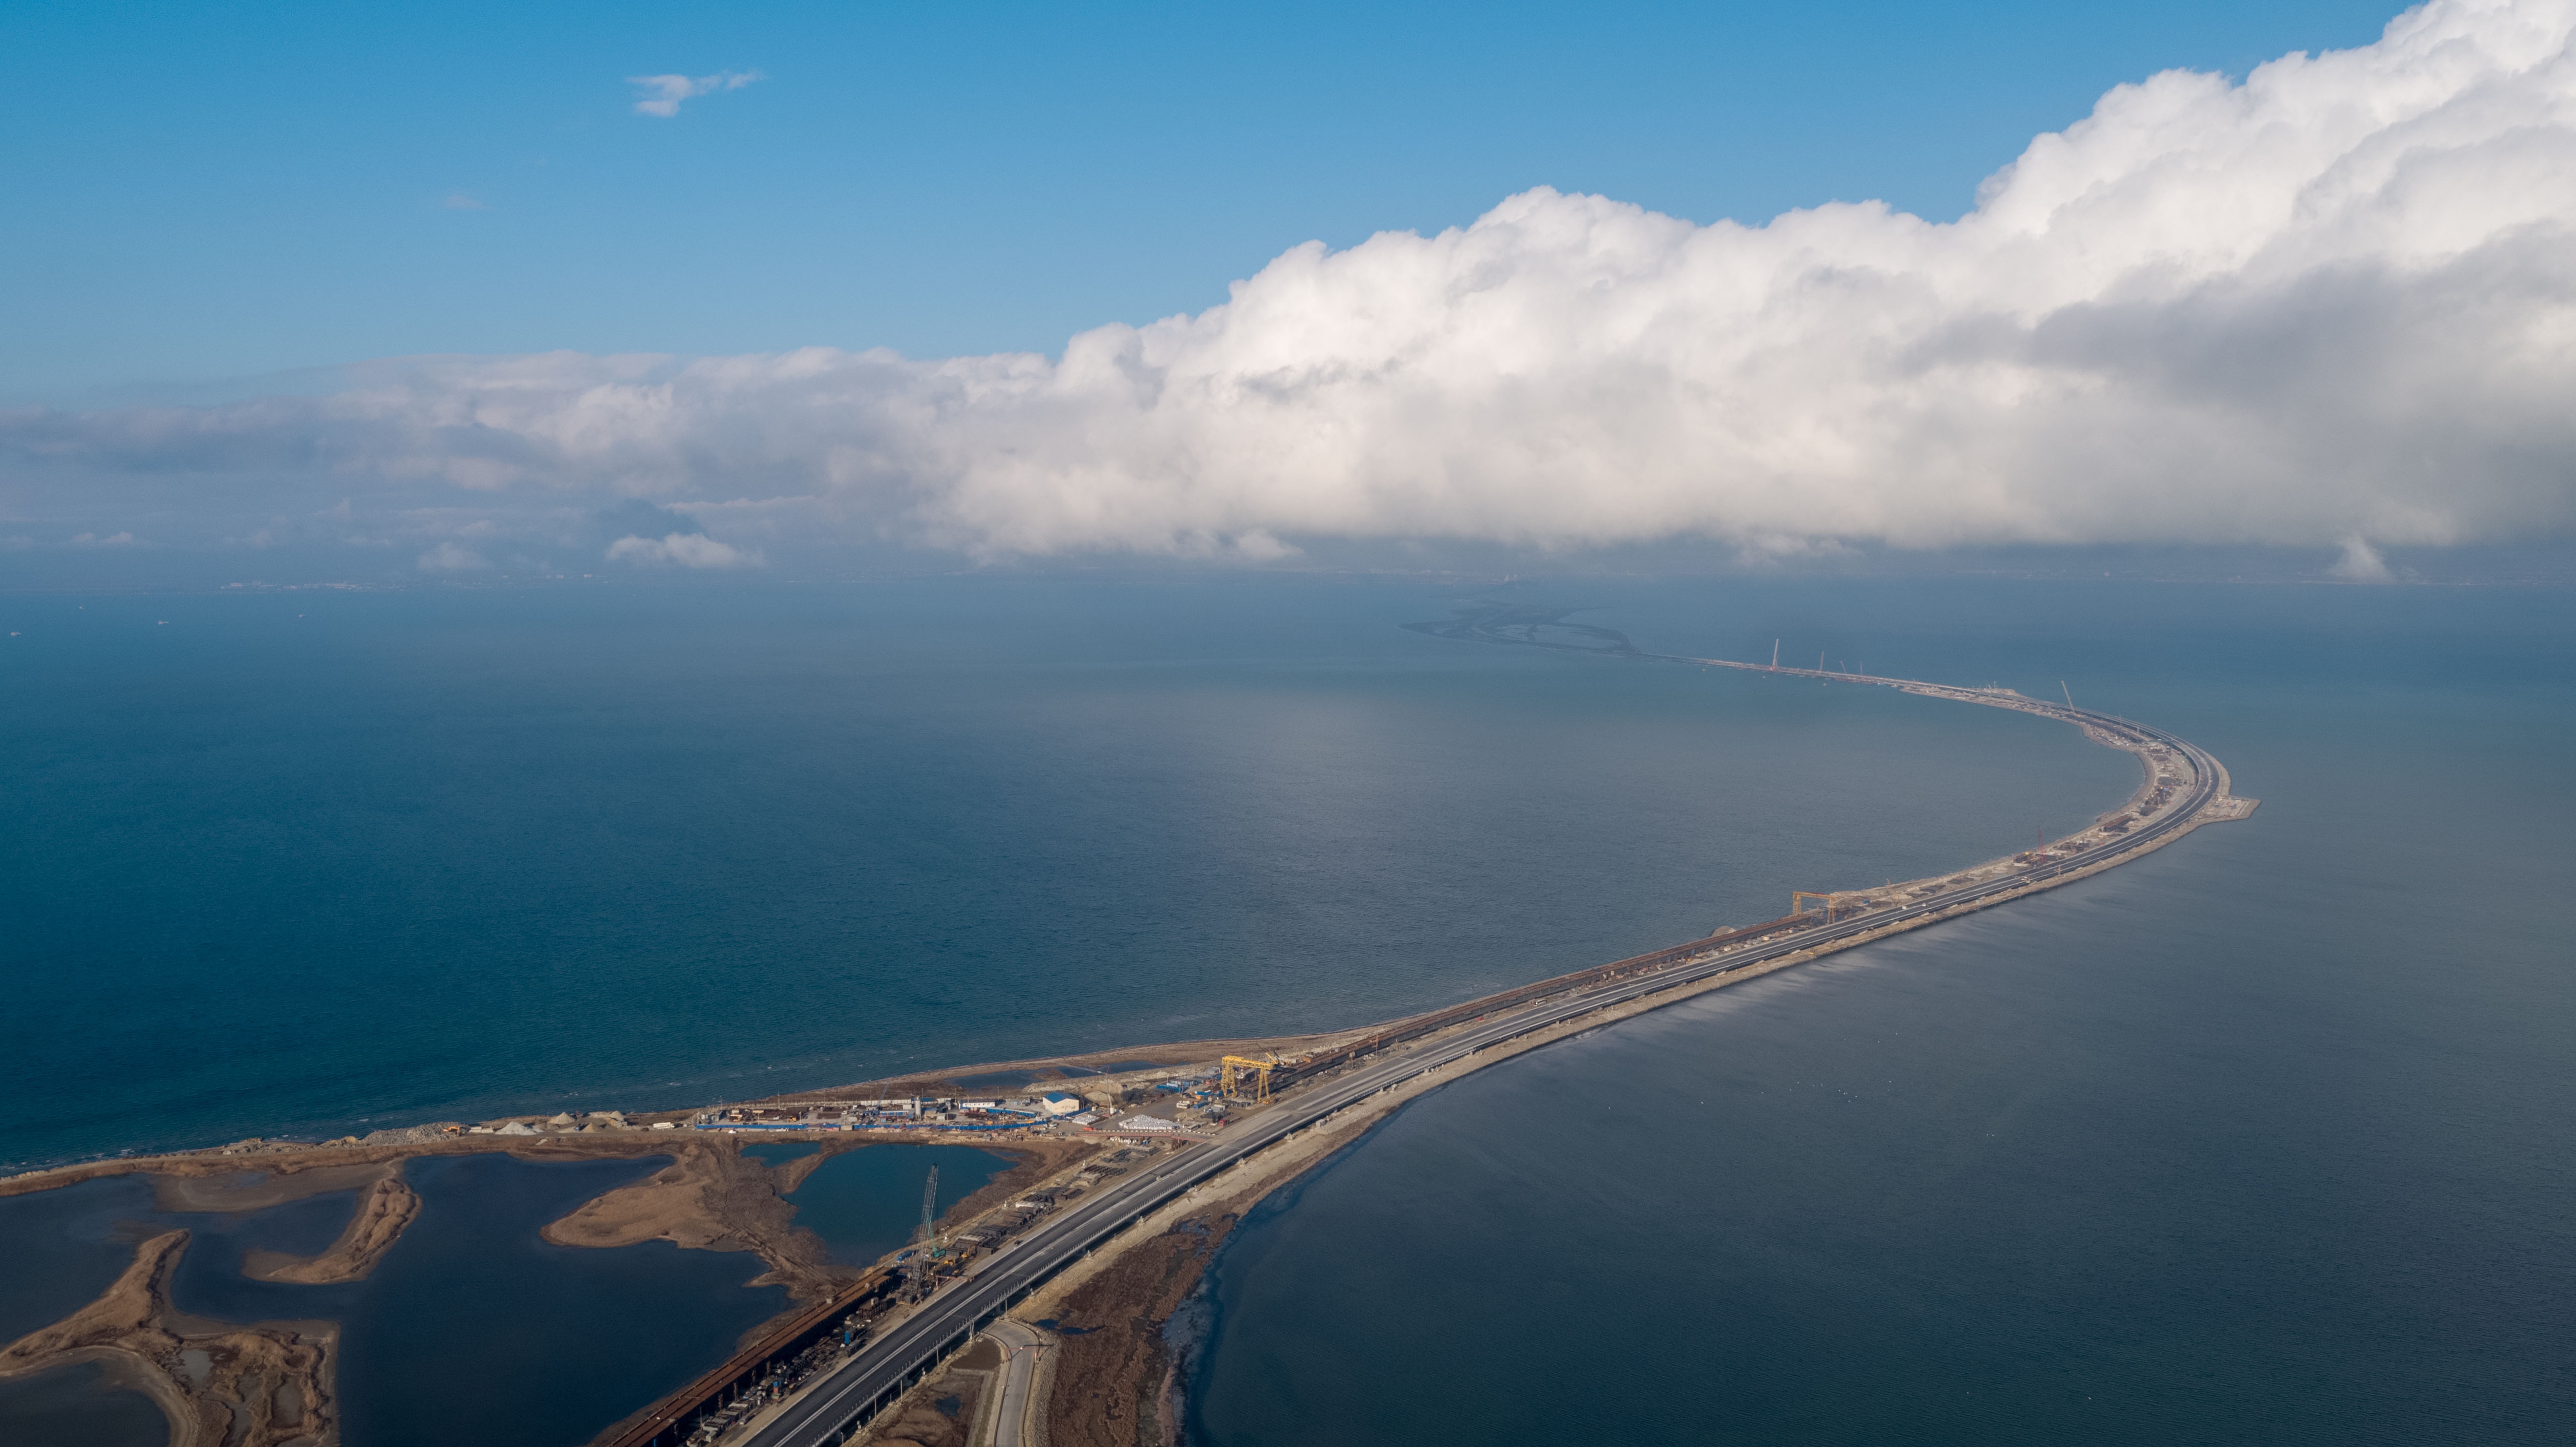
<box><xmin>628</xmin><ymin>69</ymin><xmax>764</xmax><ymax>117</ymax></box>
<box><xmin>606</xmin><ymin>532</ymin><xmax>764</xmax><ymax>568</ymax></box>
<box><xmin>10</xmin><ymin>0</ymin><xmax>2576</xmax><ymax>565</ymax></box>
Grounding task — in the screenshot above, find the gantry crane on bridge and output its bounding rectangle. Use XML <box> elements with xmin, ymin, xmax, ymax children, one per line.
<box><xmin>1792</xmin><ymin>891</ymin><xmax>1855</xmax><ymax>924</ymax></box>
<box><xmin>1220</xmin><ymin>1054</ymin><xmax>1277</xmax><ymax>1105</ymax></box>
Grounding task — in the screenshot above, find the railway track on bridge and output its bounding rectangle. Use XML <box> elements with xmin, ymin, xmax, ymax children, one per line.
<box><xmin>729</xmin><ymin>667</ymin><xmax>2243</xmax><ymax>1447</ymax></box>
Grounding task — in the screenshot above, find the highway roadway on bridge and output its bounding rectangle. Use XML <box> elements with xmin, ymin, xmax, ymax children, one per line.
<box><xmin>743</xmin><ymin>699</ymin><xmax>2222</xmax><ymax>1447</ymax></box>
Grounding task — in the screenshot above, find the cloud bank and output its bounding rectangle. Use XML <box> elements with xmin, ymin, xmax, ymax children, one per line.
<box><xmin>10</xmin><ymin>0</ymin><xmax>2576</xmax><ymax>567</ymax></box>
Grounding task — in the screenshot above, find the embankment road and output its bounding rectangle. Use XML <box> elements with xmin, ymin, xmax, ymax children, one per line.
<box><xmin>743</xmin><ymin>677</ymin><xmax>2241</xmax><ymax>1447</ymax></box>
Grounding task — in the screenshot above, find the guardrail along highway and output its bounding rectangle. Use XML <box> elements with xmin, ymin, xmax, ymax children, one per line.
<box><xmin>735</xmin><ymin>660</ymin><xmax>2251</xmax><ymax>1447</ymax></box>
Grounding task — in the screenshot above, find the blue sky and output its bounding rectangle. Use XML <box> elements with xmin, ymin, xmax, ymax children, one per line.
<box><xmin>3</xmin><ymin>0</ymin><xmax>2403</xmax><ymax>402</ymax></box>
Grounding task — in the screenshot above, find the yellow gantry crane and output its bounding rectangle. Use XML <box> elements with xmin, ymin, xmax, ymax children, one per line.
<box><xmin>1792</xmin><ymin>891</ymin><xmax>1842</xmax><ymax>923</ymax></box>
<box><xmin>1220</xmin><ymin>1054</ymin><xmax>1277</xmax><ymax>1104</ymax></box>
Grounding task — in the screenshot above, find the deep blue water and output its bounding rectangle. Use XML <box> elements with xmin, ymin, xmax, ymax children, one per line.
<box><xmin>0</xmin><ymin>577</ymin><xmax>2136</xmax><ymax>1168</ymax></box>
<box><xmin>2</xmin><ymin>574</ymin><xmax>2567</xmax><ymax>1444</ymax></box>
<box><xmin>1186</xmin><ymin>581</ymin><xmax>2576</xmax><ymax>1446</ymax></box>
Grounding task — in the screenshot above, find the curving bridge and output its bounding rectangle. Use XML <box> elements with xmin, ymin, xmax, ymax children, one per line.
<box><xmin>732</xmin><ymin>663</ymin><xmax>2244</xmax><ymax>1447</ymax></box>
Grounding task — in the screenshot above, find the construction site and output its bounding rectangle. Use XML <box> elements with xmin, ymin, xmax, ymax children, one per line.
<box><xmin>0</xmin><ymin>647</ymin><xmax>2258</xmax><ymax>1447</ymax></box>
<box><xmin>669</xmin><ymin>653</ymin><xmax>2257</xmax><ymax>1447</ymax></box>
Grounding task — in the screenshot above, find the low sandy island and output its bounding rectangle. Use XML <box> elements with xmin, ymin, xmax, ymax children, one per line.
<box><xmin>0</xmin><ymin>1132</ymin><xmax>1114</xmax><ymax>1447</ymax></box>
<box><xmin>242</xmin><ymin>1175</ymin><xmax>419</xmax><ymax>1285</ymax></box>
<box><xmin>0</xmin><ymin>645</ymin><xmax>2258</xmax><ymax>1447</ymax></box>
<box><xmin>0</xmin><ymin>1229</ymin><xmax>335</xmax><ymax>1447</ymax></box>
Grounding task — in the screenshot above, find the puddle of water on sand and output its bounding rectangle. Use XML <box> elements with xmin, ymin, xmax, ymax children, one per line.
<box><xmin>0</xmin><ymin>1154</ymin><xmax>794</xmax><ymax>1447</ymax></box>
<box><xmin>742</xmin><ymin>1141</ymin><xmax>820</xmax><ymax>1168</ymax></box>
<box><xmin>784</xmin><ymin>1144</ymin><xmax>1014</xmax><ymax>1266</ymax></box>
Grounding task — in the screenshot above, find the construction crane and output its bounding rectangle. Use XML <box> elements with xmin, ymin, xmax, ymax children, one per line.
<box><xmin>905</xmin><ymin>1165</ymin><xmax>943</xmax><ymax>1301</ymax></box>
<box><xmin>913</xmin><ymin>1165</ymin><xmax>939</xmax><ymax>1247</ymax></box>
<box><xmin>1792</xmin><ymin>890</ymin><xmax>1843</xmax><ymax>923</ymax></box>
<box><xmin>1220</xmin><ymin>1054</ymin><xmax>1276</xmax><ymax>1105</ymax></box>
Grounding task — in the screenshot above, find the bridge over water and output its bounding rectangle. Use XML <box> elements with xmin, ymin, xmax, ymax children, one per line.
<box><xmin>630</xmin><ymin>653</ymin><xmax>2253</xmax><ymax>1447</ymax></box>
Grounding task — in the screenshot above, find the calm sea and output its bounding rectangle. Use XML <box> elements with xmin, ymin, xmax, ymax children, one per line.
<box><xmin>1185</xmin><ymin>578</ymin><xmax>2576</xmax><ymax>1447</ymax></box>
<box><xmin>1</xmin><ymin>575</ymin><xmax>2135</xmax><ymax>1168</ymax></box>
<box><xmin>2</xmin><ymin>574</ymin><xmax>2567</xmax><ymax>1443</ymax></box>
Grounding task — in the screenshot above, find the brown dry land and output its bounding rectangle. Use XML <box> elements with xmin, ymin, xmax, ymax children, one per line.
<box><xmin>992</xmin><ymin>1090</ymin><xmax>1419</xmax><ymax>1447</ymax></box>
<box><xmin>0</xmin><ymin>1230</ymin><xmax>335</xmax><ymax>1447</ymax></box>
<box><xmin>854</xmin><ymin>1118</ymin><xmax>1352</xmax><ymax>1447</ymax></box>
<box><xmin>1</xmin><ymin>1133</ymin><xmax>683</xmax><ymax>1202</ymax></box>
<box><xmin>866</xmin><ymin>1337</ymin><xmax>997</xmax><ymax>1447</ymax></box>
<box><xmin>545</xmin><ymin>1140</ymin><xmax>841</xmax><ymax>1301</ymax></box>
<box><xmin>1039</xmin><ymin>1216</ymin><xmax>1237</xmax><ymax>1447</ymax></box>
<box><xmin>0</xmin><ymin>1133</ymin><xmax>1089</xmax><ymax>1447</ymax></box>
<box><xmin>564</xmin><ymin>1138</ymin><xmax>1104</xmax><ymax>1447</ymax></box>
<box><xmin>546</xmin><ymin>1136</ymin><xmax>1098</xmax><ymax>1310</ymax></box>
<box><xmin>939</xmin><ymin>1140</ymin><xmax>1101</xmax><ymax>1227</ymax></box>
<box><xmin>151</xmin><ymin>1162</ymin><xmax>395</xmax><ymax>1213</ymax></box>
<box><xmin>244</xmin><ymin>1176</ymin><xmax>419</xmax><ymax>1285</ymax></box>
